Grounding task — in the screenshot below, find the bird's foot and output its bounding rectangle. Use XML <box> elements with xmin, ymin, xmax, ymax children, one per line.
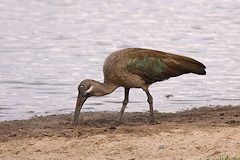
<box><xmin>148</xmin><ymin>120</ymin><xmax>160</xmax><ymax>125</ymax></box>
<box><xmin>73</xmin><ymin>122</ymin><xmax>79</xmax><ymax>126</ymax></box>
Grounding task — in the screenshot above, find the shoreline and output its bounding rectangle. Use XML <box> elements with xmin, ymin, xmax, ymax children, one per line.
<box><xmin>1</xmin><ymin>105</ymin><xmax>240</xmax><ymax>159</ymax></box>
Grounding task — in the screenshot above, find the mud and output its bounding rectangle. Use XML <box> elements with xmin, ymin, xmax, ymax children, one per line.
<box><xmin>0</xmin><ymin>105</ymin><xmax>240</xmax><ymax>159</ymax></box>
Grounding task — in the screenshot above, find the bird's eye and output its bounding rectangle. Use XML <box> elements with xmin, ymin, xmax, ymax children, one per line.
<box><xmin>80</xmin><ymin>86</ymin><xmax>84</xmax><ymax>90</ymax></box>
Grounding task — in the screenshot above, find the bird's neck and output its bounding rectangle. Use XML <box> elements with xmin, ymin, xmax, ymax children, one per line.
<box><xmin>94</xmin><ymin>81</ymin><xmax>118</xmax><ymax>96</ymax></box>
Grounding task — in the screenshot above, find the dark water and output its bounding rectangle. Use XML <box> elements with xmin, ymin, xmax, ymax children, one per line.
<box><xmin>0</xmin><ymin>0</ymin><xmax>240</xmax><ymax>121</ymax></box>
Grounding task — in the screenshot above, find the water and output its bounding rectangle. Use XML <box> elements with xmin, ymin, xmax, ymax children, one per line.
<box><xmin>0</xmin><ymin>0</ymin><xmax>239</xmax><ymax>121</ymax></box>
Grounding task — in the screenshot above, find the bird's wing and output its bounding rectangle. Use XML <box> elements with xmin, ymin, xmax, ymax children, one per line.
<box><xmin>123</xmin><ymin>48</ymin><xmax>206</xmax><ymax>83</ymax></box>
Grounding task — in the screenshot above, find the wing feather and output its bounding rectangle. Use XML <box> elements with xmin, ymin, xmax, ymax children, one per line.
<box><xmin>123</xmin><ymin>48</ymin><xmax>206</xmax><ymax>84</ymax></box>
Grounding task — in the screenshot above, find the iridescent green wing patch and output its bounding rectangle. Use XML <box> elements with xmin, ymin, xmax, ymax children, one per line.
<box><xmin>124</xmin><ymin>56</ymin><xmax>166</xmax><ymax>77</ymax></box>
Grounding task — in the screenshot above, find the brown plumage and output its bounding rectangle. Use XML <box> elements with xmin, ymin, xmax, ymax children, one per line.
<box><xmin>74</xmin><ymin>48</ymin><xmax>206</xmax><ymax>125</ymax></box>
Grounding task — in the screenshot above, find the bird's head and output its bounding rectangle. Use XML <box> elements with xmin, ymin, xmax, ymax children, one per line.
<box><xmin>74</xmin><ymin>79</ymin><xmax>97</xmax><ymax>125</ymax></box>
<box><xmin>78</xmin><ymin>79</ymin><xmax>96</xmax><ymax>97</ymax></box>
<box><xmin>73</xmin><ymin>79</ymin><xmax>117</xmax><ymax>125</ymax></box>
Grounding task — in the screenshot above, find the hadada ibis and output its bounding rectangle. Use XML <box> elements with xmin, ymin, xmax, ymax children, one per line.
<box><xmin>74</xmin><ymin>48</ymin><xmax>206</xmax><ymax>125</ymax></box>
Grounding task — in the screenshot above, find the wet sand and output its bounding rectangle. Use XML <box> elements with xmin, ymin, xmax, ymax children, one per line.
<box><xmin>0</xmin><ymin>105</ymin><xmax>240</xmax><ymax>160</ymax></box>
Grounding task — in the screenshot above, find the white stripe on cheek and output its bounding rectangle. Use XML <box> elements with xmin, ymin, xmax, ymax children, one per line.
<box><xmin>85</xmin><ymin>86</ymin><xmax>93</xmax><ymax>93</ymax></box>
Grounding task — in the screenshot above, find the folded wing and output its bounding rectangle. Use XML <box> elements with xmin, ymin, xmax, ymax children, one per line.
<box><xmin>123</xmin><ymin>48</ymin><xmax>206</xmax><ymax>84</ymax></box>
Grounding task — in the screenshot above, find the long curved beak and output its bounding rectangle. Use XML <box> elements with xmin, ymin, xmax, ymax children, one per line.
<box><xmin>73</xmin><ymin>93</ymin><xmax>88</xmax><ymax>125</ymax></box>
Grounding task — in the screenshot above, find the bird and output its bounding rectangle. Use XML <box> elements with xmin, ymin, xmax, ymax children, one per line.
<box><xmin>74</xmin><ymin>48</ymin><xmax>206</xmax><ymax>125</ymax></box>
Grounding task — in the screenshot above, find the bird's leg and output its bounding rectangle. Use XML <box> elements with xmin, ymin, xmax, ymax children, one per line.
<box><xmin>144</xmin><ymin>89</ymin><xmax>155</xmax><ymax>124</ymax></box>
<box><xmin>118</xmin><ymin>88</ymin><xmax>130</xmax><ymax>123</ymax></box>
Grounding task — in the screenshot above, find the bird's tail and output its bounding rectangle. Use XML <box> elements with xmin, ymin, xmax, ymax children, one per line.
<box><xmin>180</xmin><ymin>57</ymin><xmax>206</xmax><ymax>75</ymax></box>
<box><xmin>169</xmin><ymin>54</ymin><xmax>206</xmax><ymax>75</ymax></box>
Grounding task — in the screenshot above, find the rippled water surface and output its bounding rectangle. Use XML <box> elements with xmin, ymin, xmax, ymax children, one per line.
<box><xmin>0</xmin><ymin>0</ymin><xmax>239</xmax><ymax>121</ymax></box>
